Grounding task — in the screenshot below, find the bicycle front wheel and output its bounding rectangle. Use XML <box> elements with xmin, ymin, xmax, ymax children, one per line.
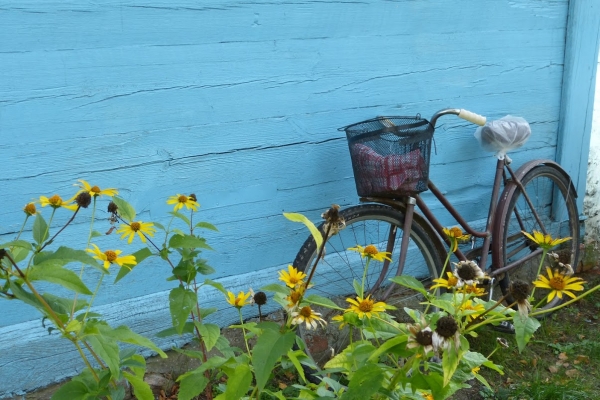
<box><xmin>495</xmin><ymin>165</ymin><xmax>580</xmax><ymax>313</ymax></box>
<box><xmin>292</xmin><ymin>203</ymin><xmax>443</xmax><ymax>365</ymax></box>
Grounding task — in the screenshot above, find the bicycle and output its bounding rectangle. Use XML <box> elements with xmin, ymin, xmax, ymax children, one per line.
<box><xmin>292</xmin><ymin>108</ymin><xmax>580</xmax><ymax>365</ymax></box>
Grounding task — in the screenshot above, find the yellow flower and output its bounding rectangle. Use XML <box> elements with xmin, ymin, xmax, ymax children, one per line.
<box><xmin>430</xmin><ymin>272</ymin><xmax>459</xmax><ymax>290</ymax></box>
<box><xmin>86</xmin><ymin>244</ymin><xmax>137</xmax><ymax>270</ymax></box>
<box><xmin>39</xmin><ymin>194</ymin><xmax>78</xmax><ymax>211</ymax></box>
<box><xmin>522</xmin><ymin>230</ymin><xmax>571</xmax><ymax>251</ymax></box>
<box><xmin>278</xmin><ymin>265</ymin><xmax>307</xmax><ymax>288</ymax></box>
<box><xmin>167</xmin><ymin>194</ymin><xmax>199</xmax><ymax>212</ymax></box>
<box><xmin>472</xmin><ymin>366</ymin><xmax>480</xmax><ymax>375</ymax></box>
<box><xmin>347</xmin><ymin>244</ymin><xmax>392</xmax><ymax>262</ymax></box>
<box><xmin>23</xmin><ymin>203</ymin><xmax>38</xmax><ymax>216</ymax></box>
<box><xmin>76</xmin><ymin>180</ymin><xmax>118</xmax><ymax>198</ymax></box>
<box><xmin>532</xmin><ymin>267</ymin><xmax>585</xmax><ymax>301</ymax></box>
<box><xmin>116</xmin><ymin>221</ymin><xmax>157</xmax><ymax>244</ymax></box>
<box><xmin>459</xmin><ymin>283</ymin><xmax>486</xmax><ymax>297</ymax></box>
<box><xmin>225</xmin><ymin>291</ymin><xmax>252</xmax><ymax>309</ymax></box>
<box><xmin>443</xmin><ymin>226</ymin><xmax>470</xmax><ymax>252</ymax></box>
<box><xmin>285</xmin><ymin>288</ymin><xmax>304</xmax><ymax>310</ymax></box>
<box><xmin>420</xmin><ymin>392</ymin><xmax>434</xmax><ymax>400</ymax></box>
<box><xmin>331</xmin><ymin>314</ymin><xmax>347</xmax><ymax>329</ymax></box>
<box><xmin>459</xmin><ymin>300</ymin><xmax>485</xmax><ymax>322</ymax></box>
<box><xmin>291</xmin><ymin>306</ymin><xmax>326</xmax><ymax>330</ymax></box>
<box><xmin>345</xmin><ymin>295</ymin><xmax>387</xmax><ymax>319</ymax></box>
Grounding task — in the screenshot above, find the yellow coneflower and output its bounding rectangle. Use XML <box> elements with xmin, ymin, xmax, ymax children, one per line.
<box><xmin>76</xmin><ymin>179</ymin><xmax>118</xmax><ymax>198</ymax></box>
<box><xmin>278</xmin><ymin>265</ymin><xmax>307</xmax><ymax>289</ymax></box>
<box><xmin>166</xmin><ymin>194</ymin><xmax>199</xmax><ymax>212</ymax></box>
<box><xmin>533</xmin><ymin>267</ymin><xmax>585</xmax><ymax>301</ymax></box>
<box><xmin>345</xmin><ymin>295</ymin><xmax>388</xmax><ymax>319</ymax></box>
<box><xmin>521</xmin><ymin>230</ymin><xmax>571</xmax><ymax>251</ymax></box>
<box><xmin>116</xmin><ymin>221</ymin><xmax>157</xmax><ymax>244</ymax></box>
<box><xmin>291</xmin><ymin>306</ymin><xmax>326</xmax><ymax>330</ymax></box>
<box><xmin>86</xmin><ymin>244</ymin><xmax>137</xmax><ymax>270</ymax></box>
<box><xmin>347</xmin><ymin>244</ymin><xmax>392</xmax><ymax>262</ymax></box>
<box><xmin>225</xmin><ymin>290</ymin><xmax>252</xmax><ymax>309</ymax></box>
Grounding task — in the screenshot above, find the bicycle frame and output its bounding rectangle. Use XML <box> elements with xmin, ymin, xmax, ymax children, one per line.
<box><xmin>360</xmin><ymin>109</ymin><xmax>566</xmax><ymax>299</ymax></box>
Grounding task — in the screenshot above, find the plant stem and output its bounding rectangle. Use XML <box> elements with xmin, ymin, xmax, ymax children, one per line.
<box><xmin>38</xmin><ymin>207</ymin><xmax>80</xmax><ymax>253</ymax></box>
<box><xmin>239</xmin><ymin>308</ymin><xmax>251</xmax><ymax>356</ymax></box>
<box><xmin>529</xmin><ymin>249</ymin><xmax>548</xmax><ymax>299</ymax></box>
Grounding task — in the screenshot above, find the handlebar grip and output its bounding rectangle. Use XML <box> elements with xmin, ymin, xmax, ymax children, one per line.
<box><xmin>458</xmin><ymin>109</ymin><xmax>487</xmax><ymax>126</ymax></box>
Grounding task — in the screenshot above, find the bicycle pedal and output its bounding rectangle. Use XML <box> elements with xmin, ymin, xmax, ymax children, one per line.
<box><xmin>490</xmin><ymin>320</ymin><xmax>515</xmax><ymax>334</ymax></box>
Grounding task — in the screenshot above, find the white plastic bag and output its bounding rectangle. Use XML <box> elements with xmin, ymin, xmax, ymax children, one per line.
<box><xmin>474</xmin><ymin>115</ymin><xmax>531</xmax><ymax>159</ymax></box>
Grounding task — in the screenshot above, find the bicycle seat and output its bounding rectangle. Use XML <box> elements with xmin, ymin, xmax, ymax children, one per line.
<box><xmin>474</xmin><ymin>115</ymin><xmax>531</xmax><ymax>159</ymax></box>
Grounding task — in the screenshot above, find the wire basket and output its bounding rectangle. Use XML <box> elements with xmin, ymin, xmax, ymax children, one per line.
<box><xmin>341</xmin><ymin>116</ymin><xmax>434</xmax><ymax>198</ymax></box>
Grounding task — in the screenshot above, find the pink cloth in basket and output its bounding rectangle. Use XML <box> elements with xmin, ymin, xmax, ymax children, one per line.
<box><xmin>351</xmin><ymin>143</ymin><xmax>426</xmax><ymax>194</ymax></box>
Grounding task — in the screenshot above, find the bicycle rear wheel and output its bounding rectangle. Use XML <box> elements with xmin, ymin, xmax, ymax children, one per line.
<box><xmin>292</xmin><ymin>203</ymin><xmax>443</xmax><ymax>365</ymax></box>
<box><xmin>495</xmin><ymin>165</ymin><xmax>580</xmax><ymax>313</ymax></box>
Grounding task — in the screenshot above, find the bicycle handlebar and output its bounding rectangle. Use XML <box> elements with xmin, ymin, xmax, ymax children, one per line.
<box><xmin>430</xmin><ymin>108</ymin><xmax>487</xmax><ymax>128</ymax></box>
<box><xmin>458</xmin><ymin>109</ymin><xmax>487</xmax><ymax>126</ymax></box>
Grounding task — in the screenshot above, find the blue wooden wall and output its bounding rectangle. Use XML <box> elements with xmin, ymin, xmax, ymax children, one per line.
<box><xmin>0</xmin><ymin>0</ymin><xmax>596</xmax><ymax>396</ymax></box>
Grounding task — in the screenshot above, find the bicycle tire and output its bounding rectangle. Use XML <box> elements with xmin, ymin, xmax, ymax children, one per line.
<box><xmin>292</xmin><ymin>203</ymin><xmax>443</xmax><ymax>366</ymax></box>
<box><xmin>495</xmin><ymin>165</ymin><xmax>580</xmax><ymax>313</ymax></box>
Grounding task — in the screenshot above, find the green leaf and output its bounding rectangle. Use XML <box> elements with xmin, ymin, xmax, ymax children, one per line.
<box><xmin>178</xmin><ymin>372</ymin><xmax>208</xmax><ymax>400</ymax></box>
<box><xmin>196</xmin><ymin>260</ymin><xmax>215</xmax><ymax>275</ymax></box>
<box><xmin>43</xmin><ymin>293</ymin><xmax>88</xmax><ymax>315</ymax></box>
<box><xmin>367</xmin><ymin>335</ymin><xmax>408</xmax><ymax>362</ymax></box>
<box><xmin>513</xmin><ymin>314</ymin><xmax>541</xmax><ymax>352</ymax></box>
<box><xmin>340</xmin><ymin>364</ymin><xmax>385</xmax><ymax>400</ymax></box>
<box><xmin>169</xmin><ymin>211</ymin><xmax>190</xmax><ymax>226</ymax></box>
<box><xmin>441</xmin><ymin>335</ymin><xmax>469</xmax><ymax>386</ymax></box>
<box><xmin>9</xmin><ymin>281</ymin><xmax>44</xmax><ymax>311</ymax></box>
<box><xmin>287</xmin><ymin>349</ymin><xmax>307</xmax><ymax>383</ymax></box>
<box><xmin>169</xmin><ymin>234</ymin><xmax>213</xmax><ymax>250</ymax></box>
<box><xmin>51</xmin><ymin>380</ymin><xmax>91</xmax><ymax>400</ymax></box>
<box><xmin>260</xmin><ymin>283</ymin><xmax>290</xmax><ymax>295</ymax></box>
<box><xmin>35</xmin><ymin>247</ymin><xmax>102</xmax><ymax>269</ymax></box>
<box><xmin>219</xmin><ymin>364</ymin><xmax>252</xmax><ymax>400</ymax></box>
<box><xmin>389</xmin><ymin>275</ymin><xmax>427</xmax><ymax>296</ymax></box>
<box><xmin>352</xmin><ymin>279</ymin><xmax>362</xmax><ymax>298</ymax></box>
<box><xmin>111</xmin><ymin>197</ymin><xmax>136</xmax><ymax>222</ymax></box>
<box><xmin>204</xmin><ymin>279</ymin><xmax>227</xmax><ymax>294</ymax></box>
<box><xmin>114</xmin><ymin>247</ymin><xmax>154</xmax><ymax>283</ymax></box>
<box><xmin>32</xmin><ymin>213</ymin><xmax>49</xmax><ymax>245</ymax></box>
<box><xmin>304</xmin><ymin>294</ymin><xmax>344</xmax><ymax>310</ymax></box>
<box><xmin>156</xmin><ymin>322</ymin><xmax>195</xmax><ymax>338</ymax></box>
<box><xmin>28</xmin><ymin>265</ymin><xmax>93</xmax><ymax>295</ymax></box>
<box><xmin>86</xmin><ymin>335</ymin><xmax>120</xmax><ymax>378</ymax></box>
<box><xmin>251</xmin><ymin>328</ymin><xmax>296</xmax><ymax>392</ymax></box>
<box><xmin>99</xmin><ymin>325</ymin><xmax>167</xmax><ymax>358</ymax></box>
<box><xmin>0</xmin><ymin>240</ymin><xmax>33</xmax><ymax>250</ymax></box>
<box><xmin>169</xmin><ymin>287</ymin><xmax>197</xmax><ymax>335</ymax></box>
<box><xmin>123</xmin><ymin>372</ymin><xmax>154</xmax><ymax>400</ymax></box>
<box><xmin>195</xmin><ymin>322</ymin><xmax>220</xmax><ymax>351</ymax></box>
<box><xmin>90</xmin><ymin>230</ymin><xmax>103</xmax><ymax>239</ymax></box>
<box><xmin>283</xmin><ymin>212</ymin><xmax>323</xmax><ymax>250</ymax></box>
<box><xmin>195</xmin><ymin>221</ymin><xmax>218</xmax><ymax>231</ymax></box>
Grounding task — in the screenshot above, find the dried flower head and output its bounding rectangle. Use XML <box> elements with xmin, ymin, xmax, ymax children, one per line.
<box><xmin>75</xmin><ymin>192</ymin><xmax>92</xmax><ymax>208</ymax></box>
<box><xmin>454</xmin><ymin>260</ymin><xmax>485</xmax><ymax>283</ymax></box>
<box><xmin>432</xmin><ymin>315</ymin><xmax>461</xmax><ymax>352</ymax></box>
<box><xmin>496</xmin><ymin>337</ymin><xmax>510</xmax><ymax>348</ymax></box>
<box><xmin>407</xmin><ymin>317</ymin><xmax>434</xmax><ymax>354</ymax></box>
<box><xmin>253</xmin><ymin>291</ymin><xmax>267</xmax><ymax>306</ymax></box>
<box><xmin>107</xmin><ymin>201</ymin><xmax>118</xmax><ymax>214</ymax></box>
<box><xmin>509</xmin><ymin>280</ymin><xmax>530</xmax><ymax>303</ymax></box>
<box><xmin>321</xmin><ymin>204</ymin><xmax>345</xmax><ymax>236</ymax></box>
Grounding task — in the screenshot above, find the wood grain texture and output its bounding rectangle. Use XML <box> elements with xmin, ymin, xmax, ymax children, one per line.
<box><xmin>0</xmin><ymin>0</ymin><xmax>579</xmax><ymax>395</ymax></box>
<box><xmin>556</xmin><ymin>0</ymin><xmax>600</xmax><ymax>212</ymax></box>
